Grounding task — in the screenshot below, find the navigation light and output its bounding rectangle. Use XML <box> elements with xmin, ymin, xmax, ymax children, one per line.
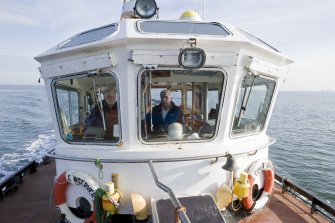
<box><xmin>178</xmin><ymin>47</ymin><xmax>206</xmax><ymax>69</ymax></box>
<box><xmin>134</xmin><ymin>0</ymin><xmax>158</xmax><ymax>19</ymax></box>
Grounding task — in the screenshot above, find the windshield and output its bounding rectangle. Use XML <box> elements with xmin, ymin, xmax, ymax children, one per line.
<box><xmin>231</xmin><ymin>73</ymin><xmax>276</xmax><ymax>136</ymax></box>
<box><xmin>53</xmin><ymin>72</ymin><xmax>120</xmax><ymax>143</ymax></box>
<box><xmin>139</xmin><ymin>69</ymin><xmax>225</xmax><ymax>142</ymax></box>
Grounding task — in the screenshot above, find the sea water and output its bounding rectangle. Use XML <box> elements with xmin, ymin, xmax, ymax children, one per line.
<box><xmin>0</xmin><ymin>85</ymin><xmax>334</xmax><ymax>205</ymax></box>
<box><xmin>0</xmin><ymin>85</ymin><xmax>55</xmax><ymax>179</ymax></box>
<box><xmin>268</xmin><ymin>91</ymin><xmax>335</xmax><ymax>205</ymax></box>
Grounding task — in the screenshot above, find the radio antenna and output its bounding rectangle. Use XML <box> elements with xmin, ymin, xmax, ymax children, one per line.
<box><xmin>203</xmin><ymin>0</ymin><xmax>205</xmax><ymax>20</ymax></box>
<box><xmin>198</xmin><ymin>0</ymin><xmax>205</xmax><ymax>20</ymax></box>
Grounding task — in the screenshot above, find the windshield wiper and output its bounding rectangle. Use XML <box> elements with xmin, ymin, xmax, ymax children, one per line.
<box><xmin>236</xmin><ymin>73</ymin><xmax>258</xmax><ymax>127</ymax></box>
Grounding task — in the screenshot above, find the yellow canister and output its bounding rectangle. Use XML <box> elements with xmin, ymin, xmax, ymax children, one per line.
<box><xmin>102</xmin><ymin>192</ymin><xmax>121</xmax><ymax>214</ymax></box>
<box><xmin>233</xmin><ymin>172</ymin><xmax>250</xmax><ymax>200</ymax></box>
<box><xmin>102</xmin><ymin>181</ymin><xmax>121</xmax><ymax>214</ymax></box>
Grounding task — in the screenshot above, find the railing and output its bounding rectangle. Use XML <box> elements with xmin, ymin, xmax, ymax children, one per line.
<box><xmin>275</xmin><ymin>174</ymin><xmax>335</xmax><ymax>222</ymax></box>
<box><xmin>45</xmin><ymin>138</ymin><xmax>276</xmax><ymax>163</ymax></box>
<box><xmin>0</xmin><ymin>161</ymin><xmax>38</xmax><ymax>201</ymax></box>
<box><xmin>149</xmin><ymin>160</ymin><xmax>192</xmax><ymax>223</ymax></box>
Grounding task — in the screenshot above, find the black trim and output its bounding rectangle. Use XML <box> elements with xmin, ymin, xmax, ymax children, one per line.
<box><xmin>275</xmin><ymin>174</ymin><xmax>335</xmax><ymax>221</ymax></box>
<box><xmin>0</xmin><ymin>161</ymin><xmax>37</xmax><ymax>201</ymax></box>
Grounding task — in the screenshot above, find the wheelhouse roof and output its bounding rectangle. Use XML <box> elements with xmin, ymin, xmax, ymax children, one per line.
<box><xmin>35</xmin><ymin>19</ymin><xmax>292</xmax><ymax>65</ymax></box>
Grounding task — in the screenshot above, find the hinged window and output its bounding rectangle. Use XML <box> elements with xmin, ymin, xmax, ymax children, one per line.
<box><xmin>53</xmin><ymin>72</ymin><xmax>120</xmax><ymax>144</ymax></box>
<box><xmin>232</xmin><ymin>73</ymin><xmax>276</xmax><ymax>136</ymax></box>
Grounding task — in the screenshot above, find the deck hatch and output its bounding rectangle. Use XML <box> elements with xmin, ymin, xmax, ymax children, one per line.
<box><xmin>155</xmin><ymin>195</ymin><xmax>226</xmax><ymax>223</ymax></box>
<box><xmin>58</xmin><ymin>24</ymin><xmax>118</xmax><ymax>48</ymax></box>
<box><xmin>137</xmin><ymin>21</ymin><xmax>230</xmax><ymax>36</ymax></box>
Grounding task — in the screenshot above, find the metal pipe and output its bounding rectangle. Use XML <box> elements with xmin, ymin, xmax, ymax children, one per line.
<box><xmin>46</xmin><ymin>138</ymin><xmax>275</xmax><ymax>163</ymax></box>
<box><xmin>148</xmin><ymin>160</ymin><xmax>191</xmax><ymax>223</ymax></box>
<box><xmin>47</xmin><ymin>149</ymin><xmax>228</xmax><ymax>163</ymax></box>
<box><xmin>237</xmin><ymin>74</ymin><xmax>257</xmax><ymax>127</ymax></box>
<box><xmin>149</xmin><ymin>69</ymin><xmax>153</xmax><ymax>133</ymax></box>
<box><xmin>143</xmin><ymin>70</ymin><xmax>149</xmax><ymax>139</ymax></box>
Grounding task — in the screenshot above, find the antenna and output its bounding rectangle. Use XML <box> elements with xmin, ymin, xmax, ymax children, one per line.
<box><xmin>198</xmin><ymin>0</ymin><xmax>205</xmax><ymax>20</ymax></box>
<box><xmin>198</xmin><ymin>0</ymin><xmax>200</xmax><ymax>15</ymax></box>
<box><xmin>203</xmin><ymin>0</ymin><xmax>205</xmax><ymax>20</ymax></box>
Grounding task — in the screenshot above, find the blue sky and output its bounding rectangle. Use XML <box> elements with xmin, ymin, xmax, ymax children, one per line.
<box><xmin>0</xmin><ymin>0</ymin><xmax>334</xmax><ymax>91</ymax></box>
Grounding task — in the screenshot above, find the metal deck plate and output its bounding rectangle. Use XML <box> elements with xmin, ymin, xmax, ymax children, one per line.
<box><xmin>155</xmin><ymin>195</ymin><xmax>226</xmax><ymax>223</ymax></box>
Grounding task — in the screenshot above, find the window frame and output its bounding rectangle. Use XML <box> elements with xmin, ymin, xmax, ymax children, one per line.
<box><xmin>57</xmin><ymin>23</ymin><xmax>119</xmax><ymax>49</ymax></box>
<box><xmin>136</xmin><ymin>21</ymin><xmax>232</xmax><ymax>37</ymax></box>
<box><xmin>55</xmin><ymin>86</ymin><xmax>80</xmax><ymax>127</ymax></box>
<box><xmin>51</xmin><ymin>71</ymin><xmax>121</xmax><ymax>145</ymax></box>
<box><xmin>230</xmin><ymin>73</ymin><xmax>277</xmax><ymax>138</ymax></box>
<box><xmin>137</xmin><ymin>67</ymin><xmax>227</xmax><ymax>145</ymax></box>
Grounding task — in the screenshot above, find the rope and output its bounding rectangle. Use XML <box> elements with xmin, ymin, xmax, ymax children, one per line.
<box><xmin>106</xmin><ymin>189</ymin><xmax>123</xmax><ymax>208</ymax></box>
<box><xmin>231</xmin><ymin>200</ymin><xmax>242</xmax><ymax>211</ymax></box>
<box><xmin>174</xmin><ymin>206</ymin><xmax>187</xmax><ymax>223</ymax></box>
<box><xmin>94</xmin><ymin>188</ymin><xmax>122</xmax><ymax>223</ymax></box>
<box><xmin>95</xmin><ymin>158</ymin><xmax>104</xmax><ymax>179</ymax></box>
<box><xmin>95</xmin><ymin>188</ymin><xmax>110</xmax><ymax>223</ymax></box>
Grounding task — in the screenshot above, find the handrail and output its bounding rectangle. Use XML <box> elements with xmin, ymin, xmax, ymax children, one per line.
<box><xmin>275</xmin><ymin>174</ymin><xmax>335</xmax><ymax>222</ymax></box>
<box><xmin>149</xmin><ymin>160</ymin><xmax>191</xmax><ymax>223</ymax></box>
<box><xmin>46</xmin><ymin>148</ymin><xmax>229</xmax><ymax>163</ymax></box>
<box><xmin>45</xmin><ymin>138</ymin><xmax>276</xmax><ymax>163</ymax></box>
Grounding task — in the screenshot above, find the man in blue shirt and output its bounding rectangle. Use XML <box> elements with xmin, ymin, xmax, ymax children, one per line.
<box><xmin>146</xmin><ymin>89</ymin><xmax>184</xmax><ymax>134</ymax></box>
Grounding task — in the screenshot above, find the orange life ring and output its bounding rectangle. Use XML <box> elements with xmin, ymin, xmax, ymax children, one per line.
<box><xmin>54</xmin><ymin>170</ymin><xmax>100</xmax><ymax>223</ymax></box>
<box><xmin>242</xmin><ymin>159</ymin><xmax>274</xmax><ymax>212</ymax></box>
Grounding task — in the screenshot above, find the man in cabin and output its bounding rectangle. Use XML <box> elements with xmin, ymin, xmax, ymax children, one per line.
<box><xmin>85</xmin><ymin>88</ymin><xmax>118</xmax><ymax>139</ymax></box>
<box><xmin>146</xmin><ymin>89</ymin><xmax>184</xmax><ymax>134</ymax></box>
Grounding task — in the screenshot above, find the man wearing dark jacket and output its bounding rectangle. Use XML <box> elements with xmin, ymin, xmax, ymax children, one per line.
<box><xmin>85</xmin><ymin>88</ymin><xmax>118</xmax><ymax>139</ymax></box>
<box><xmin>146</xmin><ymin>89</ymin><xmax>184</xmax><ymax>134</ymax></box>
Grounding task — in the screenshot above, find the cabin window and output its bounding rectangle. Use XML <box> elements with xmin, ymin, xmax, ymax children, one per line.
<box><xmin>139</xmin><ymin>69</ymin><xmax>225</xmax><ymax>142</ymax></box>
<box><xmin>137</xmin><ymin>21</ymin><xmax>231</xmax><ymax>36</ymax></box>
<box><xmin>186</xmin><ymin>91</ymin><xmax>193</xmax><ymax>109</ymax></box>
<box><xmin>58</xmin><ymin>23</ymin><xmax>118</xmax><ymax>48</ymax></box>
<box><xmin>56</xmin><ymin>88</ymin><xmax>80</xmax><ymax>126</ymax></box>
<box><xmin>53</xmin><ymin>72</ymin><xmax>120</xmax><ymax>143</ymax></box>
<box><xmin>231</xmin><ymin>73</ymin><xmax>276</xmax><ymax>136</ymax></box>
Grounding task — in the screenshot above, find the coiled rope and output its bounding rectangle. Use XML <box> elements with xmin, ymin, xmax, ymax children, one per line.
<box><xmin>95</xmin><ymin>188</ymin><xmax>110</xmax><ymax>223</ymax></box>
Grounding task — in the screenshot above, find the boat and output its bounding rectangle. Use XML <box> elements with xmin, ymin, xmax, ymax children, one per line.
<box><xmin>1</xmin><ymin>0</ymin><xmax>334</xmax><ymax>222</ymax></box>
